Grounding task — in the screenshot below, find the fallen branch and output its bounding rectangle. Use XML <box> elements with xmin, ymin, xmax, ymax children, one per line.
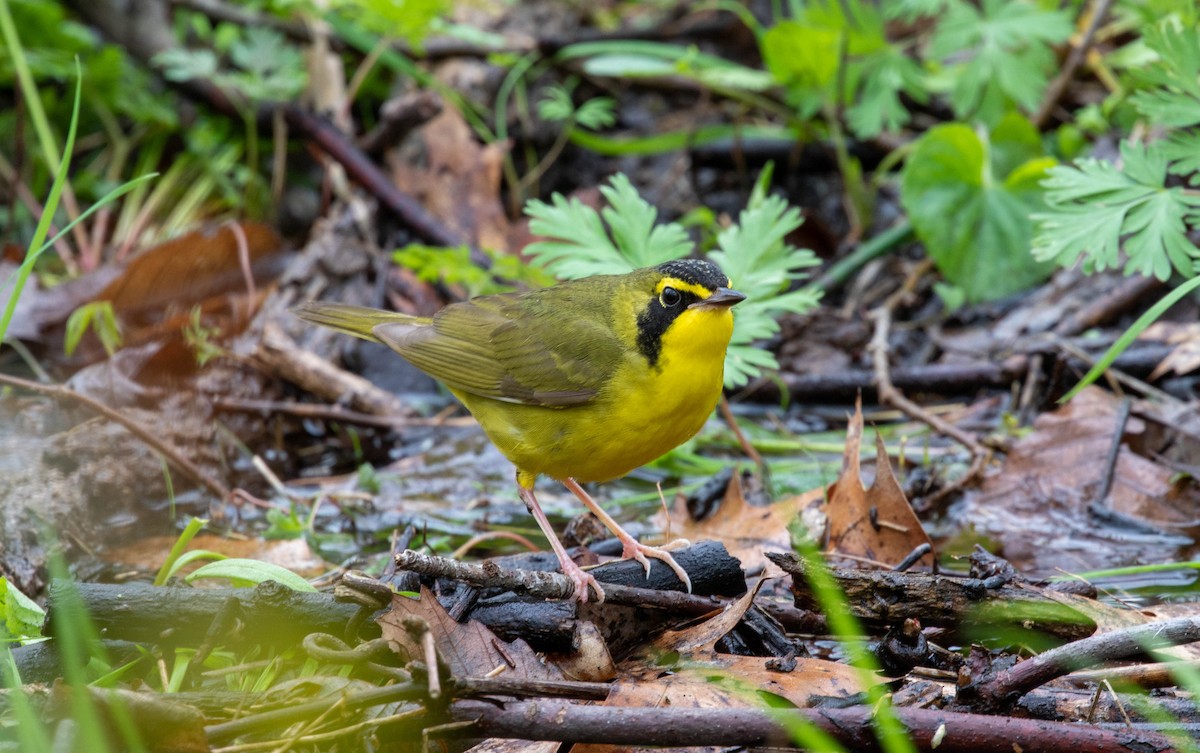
<box><xmin>767</xmin><ymin>552</ymin><xmax>1096</xmax><ymax>640</ymax></box>
<box><xmin>395</xmin><ymin>539</ymin><xmax>746</xmax><ymax>606</ymax></box>
<box><xmin>443</xmin><ymin>700</ymin><xmax>1181</xmax><ymax>751</ymax></box>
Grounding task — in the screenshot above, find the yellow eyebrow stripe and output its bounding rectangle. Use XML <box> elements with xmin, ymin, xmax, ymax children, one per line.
<box><xmin>656</xmin><ymin>278</ymin><xmax>714</xmax><ymax>298</ymax></box>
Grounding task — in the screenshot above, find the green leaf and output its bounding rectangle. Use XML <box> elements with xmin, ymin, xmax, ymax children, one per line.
<box><xmin>846</xmin><ymin>46</ymin><xmax>926</xmax><ymax>138</ymax></box>
<box><xmin>330</xmin><ymin>0</ymin><xmax>450</xmax><ymax>47</ymax></box>
<box><xmin>1161</xmin><ymin>130</ymin><xmax>1200</xmax><ymax>184</ymax></box>
<box><xmin>709</xmin><ymin>191</ymin><xmax>821</xmax><ymax>387</ymax></box>
<box><xmin>185</xmin><ymin>559</ymin><xmax>316</xmax><ymax>592</ymax></box>
<box><xmin>884</xmin><ymin>0</ymin><xmax>954</xmax><ymax>21</ymax></box>
<box><xmin>573</xmin><ymin>97</ymin><xmax>616</xmax><ymax>131</ymax></box>
<box><xmin>536</xmin><ymin>86</ymin><xmax>615</xmax><ymax>131</ymax></box>
<box><xmin>1129</xmin><ymin>19</ymin><xmax>1200</xmax><ymax>128</ymax></box>
<box><xmin>152</xmin><ymin>48</ymin><xmax>219</xmax><ymax>82</ymax></box>
<box><xmin>559</xmin><ymin>40</ymin><xmax>774</xmax><ymax>92</ymax></box>
<box><xmin>1032</xmin><ymin>140</ymin><xmax>1200</xmax><ymax>280</ymax></box>
<box><xmin>524</xmin><ymin>173</ymin><xmax>693</xmax><ymax>278</ymax></box>
<box><xmin>264</xmin><ymin>506</ymin><xmax>306</xmax><ymax>540</ymax></box>
<box><xmin>224</xmin><ymin>26</ymin><xmax>306</xmax><ymax>102</ymax></box>
<box><xmin>537</xmin><ymin>85</ymin><xmax>576</xmax><ymax>123</ymax></box>
<box><xmin>930</xmin><ymin>0</ymin><xmax>1072</xmax><ymax>123</ymax></box>
<box><xmin>356</xmin><ymin>463</ymin><xmax>381</xmax><ymax>494</ymax></box>
<box><xmin>64</xmin><ymin>300</ymin><xmax>122</xmax><ymax>356</ymax></box>
<box><xmin>901</xmin><ymin>116</ymin><xmax>1057</xmax><ymax>302</ymax></box>
<box><xmin>0</xmin><ymin>578</ymin><xmax>45</xmax><ymax>640</ymax></box>
<box><xmin>761</xmin><ymin>20</ymin><xmax>842</xmax><ymax>91</ymax></box>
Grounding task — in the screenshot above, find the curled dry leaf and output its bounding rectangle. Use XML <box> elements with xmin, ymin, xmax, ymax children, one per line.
<box><xmin>825</xmin><ymin>398</ymin><xmax>934</xmax><ymax>568</ymax></box>
<box><xmin>1143</xmin><ymin>321</ymin><xmax>1200</xmax><ymax>381</ymax></box>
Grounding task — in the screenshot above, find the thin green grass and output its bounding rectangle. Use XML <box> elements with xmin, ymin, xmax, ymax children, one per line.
<box><xmin>788</xmin><ymin>536</ymin><xmax>919</xmax><ymax>753</ymax></box>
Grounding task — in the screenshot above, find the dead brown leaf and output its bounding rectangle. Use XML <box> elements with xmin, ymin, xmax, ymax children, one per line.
<box><xmin>377</xmin><ymin>585</ymin><xmax>563</xmax><ymax>681</ymax></box>
<box><xmin>98</xmin><ymin>222</ymin><xmax>281</xmax><ymax>323</ymax></box>
<box><xmin>962</xmin><ymin>387</ymin><xmax>1200</xmax><ymax>575</ymax></box>
<box><xmin>612</xmin><ymin>582</ymin><xmax>862</xmax><ymax>714</ymax></box>
<box><xmin>826</xmin><ymin>399</ymin><xmax>934</xmax><ymax>568</ymax></box>
<box><xmin>389</xmin><ymin>108</ymin><xmax>509</xmax><ymax>252</ymax></box>
<box><xmin>1143</xmin><ymin>322</ymin><xmax>1200</xmax><ymax>380</ymax></box>
<box><xmin>656</xmin><ymin>472</ymin><xmax>822</xmax><ymax>574</ymax></box>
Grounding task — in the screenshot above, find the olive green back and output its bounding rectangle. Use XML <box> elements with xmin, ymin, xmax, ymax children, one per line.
<box><xmin>373</xmin><ymin>271</ymin><xmax>651</xmax><ymax>407</ymax></box>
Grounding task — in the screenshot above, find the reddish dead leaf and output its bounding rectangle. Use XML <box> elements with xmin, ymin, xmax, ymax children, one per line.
<box><xmin>377</xmin><ymin>585</ymin><xmax>562</xmax><ymax>681</ymax></box>
<box><xmin>389</xmin><ymin>107</ymin><xmax>510</xmax><ymax>252</ymax></box>
<box><xmin>657</xmin><ymin>472</ymin><xmax>822</xmax><ymax>574</ymax></box>
<box><xmin>97</xmin><ymin>222</ymin><xmax>282</xmax><ymax>324</ymax></box>
<box><xmin>962</xmin><ymin>387</ymin><xmax>1200</xmax><ymax>575</ymax></box>
<box><xmin>2</xmin><ymin>222</ymin><xmax>280</xmax><ymax>353</ymax></box>
<box><xmin>49</xmin><ymin>223</ymin><xmax>283</xmax><ymax>368</ymax></box>
<box><xmin>826</xmin><ymin>398</ymin><xmax>934</xmax><ymax>568</ymax></box>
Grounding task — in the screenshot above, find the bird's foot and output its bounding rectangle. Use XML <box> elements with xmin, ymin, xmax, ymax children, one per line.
<box><xmin>559</xmin><ymin>557</ymin><xmax>605</xmax><ymax>604</ymax></box>
<box><xmin>619</xmin><ymin>537</ymin><xmax>693</xmax><ymax>593</ymax></box>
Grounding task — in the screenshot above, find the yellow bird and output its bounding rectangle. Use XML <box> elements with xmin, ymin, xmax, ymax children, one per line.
<box><xmin>294</xmin><ymin>258</ymin><xmax>745</xmax><ymax>602</ymax></box>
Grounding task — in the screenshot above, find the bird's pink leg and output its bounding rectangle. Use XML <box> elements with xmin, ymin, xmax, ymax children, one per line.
<box><xmin>518</xmin><ymin>483</ymin><xmax>604</xmax><ymax>603</ymax></box>
<box><xmin>561</xmin><ymin>477</ymin><xmax>692</xmax><ymax>592</ymax></box>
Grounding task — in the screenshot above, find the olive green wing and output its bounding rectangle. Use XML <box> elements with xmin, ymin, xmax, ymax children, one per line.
<box><xmin>372</xmin><ymin>289</ymin><xmax>622</xmax><ymax>407</ymax></box>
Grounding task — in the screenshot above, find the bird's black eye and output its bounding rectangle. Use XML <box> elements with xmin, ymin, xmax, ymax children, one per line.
<box><xmin>661</xmin><ymin>287</ymin><xmax>682</xmax><ymax>307</ymax></box>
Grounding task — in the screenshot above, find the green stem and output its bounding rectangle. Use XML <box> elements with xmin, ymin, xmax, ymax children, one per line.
<box><xmin>809</xmin><ymin>220</ymin><xmax>914</xmax><ymax>293</ymax></box>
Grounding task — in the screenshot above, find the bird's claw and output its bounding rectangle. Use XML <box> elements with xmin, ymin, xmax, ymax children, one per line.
<box><xmin>620</xmin><ymin>539</ymin><xmax>693</xmax><ymax>593</ymax></box>
<box><xmin>561</xmin><ymin>558</ymin><xmax>605</xmax><ymax>604</ymax></box>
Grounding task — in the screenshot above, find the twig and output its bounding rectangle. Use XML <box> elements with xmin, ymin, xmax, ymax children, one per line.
<box><xmin>225</xmin><ymin>219</ymin><xmax>256</xmax><ymax>301</ymax></box>
<box><xmin>450</xmin><ymin>531</ymin><xmax>541</xmax><ymax>560</ymax></box>
<box><xmin>0</xmin><ymin>372</ymin><xmax>231</xmax><ymax>501</ymax></box>
<box><xmin>919</xmin><ymin>453</ymin><xmax>988</xmax><ymax>510</ymax></box>
<box><xmin>254</xmin><ymin>321</ymin><xmax>409</xmax><ymax>418</ymax></box>
<box><xmin>1067</xmin><ymin>659</ymin><xmax>1200</xmax><ymax>690</ymax></box>
<box><xmin>1092</xmin><ymin>395</ymin><xmax>1131</xmax><ymax>508</ymax></box>
<box><xmin>204</xmin><ymin>681</ymin><xmax>424</xmax><ymax>744</ymax></box>
<box><xmin>717</xmin><ymin>395</ymin><xmax>765</xmax><ymax>468</ymax></box>
<box><xmin>282</xmin><ymin>106</ymin><xmax>482</xmax><ymax>261</ymax></box>
<box><xmin>867</xmin><ymin>262</ymin><xmax>987</xmax><ymax>458</ymax></box>
<box><xmin>212</xmin><ymin>397</ymin><xmax>469</xmax><ymax>429</ymax></box>
<box><xmin>1053</xmin><ymin>274</ymin><xmax>1162</xmax><ymax>337</ymax></box>
<box><xmin>1052</xmin><ymin>335</ymin><xmax>1175</xmax><ymax>403</ymax></box>
<box><xmin>1033</xmin><ymin>0</ymin><xmax>1116</xmax><ymax>128</ymax></box>
<box><xmin>971</xmin><ymin>616</ymin><xmax>1200</xmax><ymax>705</ymax></box>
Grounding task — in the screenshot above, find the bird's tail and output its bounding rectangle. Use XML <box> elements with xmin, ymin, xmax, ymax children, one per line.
<box><xmin>292</xmin><ymin>302</ymin><xmax>429</xmax><ymax>343</ymax></box>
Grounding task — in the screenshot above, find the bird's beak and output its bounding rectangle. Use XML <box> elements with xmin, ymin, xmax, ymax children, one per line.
<box><xmin>690</xmin><ymin>287</ymin><xmax>746</xmax><ymax>310</ymax></box>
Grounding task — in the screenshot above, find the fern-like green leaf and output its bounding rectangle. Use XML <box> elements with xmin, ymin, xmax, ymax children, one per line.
<box><xmin>1032</xmin><ymin>141</ymin><xmax>1200</xmax><ymax>280</ymax></box>
<box><xmin>524</xmin><ymin>174</ymin><xmax>691</xmax><ymax>278</ymax></box>
<box><xmin>710</xmin><ymin>193</ymin><xmax>820</xmax><ymax>387</ymax></box>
